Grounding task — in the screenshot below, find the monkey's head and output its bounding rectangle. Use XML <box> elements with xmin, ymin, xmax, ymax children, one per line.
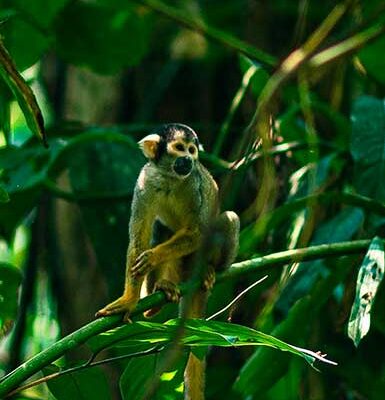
<box><xmin>138</xmin><ymin>123</ymin><xmax>203</xmax><ymax>178</ymax></box>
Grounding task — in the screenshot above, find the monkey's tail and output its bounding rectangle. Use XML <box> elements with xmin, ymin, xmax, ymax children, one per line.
<box><xmin>184</xmin><ymin>352</ymin><xmax>205</xmax><ymax>400</ymax></box>
<box><xmin>181</xmin><ymin>291</ymin><xmax>207</xmax><ymax>400</ymax></box>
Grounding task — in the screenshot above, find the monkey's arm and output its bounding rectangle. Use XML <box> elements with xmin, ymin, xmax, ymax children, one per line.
<box><xmin>131</xmin><ymin>226</ymin><xmax>201</xmax><ymax>278</ymax></box>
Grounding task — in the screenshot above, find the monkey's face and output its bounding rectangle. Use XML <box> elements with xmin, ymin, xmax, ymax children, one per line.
<box><xmin>139</xmin><ymin>124</ymin><xmax>202</xmax><ymax>179</ymax></box>
<box><xmin>166</xmin><ymin>137</ymin><xmax>199</xmax><ymax>177</ymax></box>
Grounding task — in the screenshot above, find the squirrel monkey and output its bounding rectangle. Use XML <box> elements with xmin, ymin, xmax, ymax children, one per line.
<box><xmin>96</xmin><ymin>123</ymin><xmax>239</xmax><ymax>399</ymax></box>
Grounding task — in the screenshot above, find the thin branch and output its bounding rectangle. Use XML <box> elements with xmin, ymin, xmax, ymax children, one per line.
<box><xmin>206</xmin><ymin>275</ymin><xmax>268</xmax><ymax>321</ymax></box>
<box><xmin>0</xmin><ymin>238</ymin><xmax>373</xmax><ymax>397</ymax></box>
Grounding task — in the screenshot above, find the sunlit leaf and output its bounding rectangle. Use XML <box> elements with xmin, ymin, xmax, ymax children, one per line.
<box><xmin>88</xmin><ymin>319</ymin><xmax>335</xmax><ymax>368</ymax></box>
<box><xmin>0</xmin><ymin>40</ymin><xmax>46</xmax><ymax>145</ymax></box>
<box><xmin>120</xmin><ymin>351</ymin><xmax>186</xmax><ymax>400</ymax></box>
<box><xmin>0</xmin><ymin>262</ymin><xmax>22</xmax><ymax>336</ymax></box>
<box><xmin>348</xmin><ymin>236</ymin><xmax>385</xmax><ymax>346</ymax></box>
<box><xmin>44</xmin><ymin>364</ymin><xmax>111</xmax><ymax>400</ymax></box>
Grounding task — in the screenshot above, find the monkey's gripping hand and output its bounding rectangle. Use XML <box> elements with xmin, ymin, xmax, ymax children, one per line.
<box><xmin>95</xmin><ymin>294</ymin><xmax>138</xmax><ymax>323</ymax></box>
<box><xmin>131</xmin><ymin>249</ymin><xmax>158</xmax><ymax>278</ymax></box>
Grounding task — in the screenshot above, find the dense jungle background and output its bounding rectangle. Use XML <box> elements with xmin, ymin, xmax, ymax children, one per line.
<box><xmin>1</xmin><ymin>0</ymin><xmax>385</xmax><ymax>399</ymax></box>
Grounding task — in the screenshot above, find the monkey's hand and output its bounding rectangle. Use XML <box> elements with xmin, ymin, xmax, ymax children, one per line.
<box><xmin>202</xmin><ymin>265</ymin><xmax>216</xmax><ymax>291</ymax></box>
<box><xmin>95</xmin><ymin>295</ymin><xmax>138</xmax><ymax>323</ymax></box>
<box><xmin>131</xmin><ymin>249</ymin><xmax>158</xmax><ymax>278</ymax></box>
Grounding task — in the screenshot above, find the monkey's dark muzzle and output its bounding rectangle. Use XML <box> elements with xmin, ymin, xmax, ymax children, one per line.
<box><xmin>173</xmin><ymin>156</ymin><xmax>193</xmax><ymax>176</ymax></box>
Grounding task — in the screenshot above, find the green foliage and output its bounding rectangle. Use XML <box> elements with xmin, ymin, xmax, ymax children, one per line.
<box><xmin>1</xmin><ymin>0</ymin><xmax>385</xmax><ymax>399</ymax></box>
<box><xmin>0</xmin><ymin>41</ymin><xmax>46</xmax><ymax>145</ymax></box>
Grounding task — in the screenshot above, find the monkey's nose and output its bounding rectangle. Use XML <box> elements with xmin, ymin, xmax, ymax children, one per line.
<box><xmin>173</xmin><ymin>156</ymin><xmax>193</xmax><ymax>176</ymax></box>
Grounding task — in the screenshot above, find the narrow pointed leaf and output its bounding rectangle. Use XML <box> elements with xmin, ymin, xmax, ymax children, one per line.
<box><xmin>0</xmin><ymin>40</ymin><xmax>46</xmax><ymax>146</ymax></box>
<box><xmin>348</xmin><ymin>236</ymin><xmax>385</xmax><ymax>346</ymax></box>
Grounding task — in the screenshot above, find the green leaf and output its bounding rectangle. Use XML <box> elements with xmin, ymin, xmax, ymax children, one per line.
<box><xmin>120</xmin><ymin>351</ymin><xmax>186</xmax><ymax>400</ymax></box>
<box><xmin>1</xmin><ymin>17</ymin><xmax>51</xmax><ymax>71</ymax></box>
<box><xmin>0</xmin><ymin>145</ymin><xmax>49</xmax><ymax>239</ymax></box>
<box><xmin>351</xmin><ymin>96</ymin><xmax>385</xmax><ymax>201</ymax></box>
<box><xmin>359</xmin><ymin>35</ymin><xmax>385</xmax><ymax>85</ymax></box>
<box><xmin>0</xmin><ymin>40</ymin><xmax>46</xmax><ymax>145</ymax></box>
<box><xmin>55</xmin><ymin>2</ymin><xmax>152</xmax><ymax>74</ymax></box>
<box><xmin>239</xmin><ymin>55</ymin><xmax>269</xmax><ymax>98</ymax></box>
<box><xmin>89</xmin><ymin>319</ymin><xmax>334</xmax><ymax>367</ymax></box>
<box><xmin>14</xmin><ymin>0</ymin><xmax>70</xmax><ymax>29</ymax></box>
<box><xmin>0</xmin><ymin>185</ymin><xmax>9</xmax><ymax>203</ymax></box>
<box><xmin>348</xmin><ymin>236</ymin><xmax>385</xmax><ymax>346</ymax></box>
<box><xmin>0</xmin><ymin>262</ymin><xmax>22</xmax><ymax>336</ymax></box>
<box><xmin>44</xmin><ymin>364</ymin><xmax>112</xmax><ymax>400</ymax></box>
<box><xmin>276</xmin><ymin>207</ymin><xmax>364</xmax><ymax>313</ymax></box>
<box><xmin>87</xmin><ymin>320</ymin><xmax>171</xmax><ymax>354</ymax></box>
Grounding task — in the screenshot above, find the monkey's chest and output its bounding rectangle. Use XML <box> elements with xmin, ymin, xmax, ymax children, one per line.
<box><xmin>153</xmin><ymin>190</ymin><xmax>200</xmax><ymax>231</ymax></box>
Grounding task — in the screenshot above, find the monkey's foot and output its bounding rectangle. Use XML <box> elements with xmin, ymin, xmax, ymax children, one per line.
<box><xmin>155</xmin><ymin>279</ymin><xmax>181</xmax><ymax>302</ymax></box>
<box><xmin>202</xmin><ymin>266</ymin><xmax>216</xmax><ymax>291</ymax></box>
<box><xmin>143</xmin><ymin>280</ymin><xmax>180</xmax><ymax>318</ymax></box>
<box><xmin>95</xmin><ymin>296</ymin><xmax>137</xmax><ymax>323</ymax></box>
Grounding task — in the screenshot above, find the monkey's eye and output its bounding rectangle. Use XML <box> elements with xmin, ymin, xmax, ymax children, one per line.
<box><xmin>175</xmin><ymin>143</ymin><xmax>185</xmax><ymax>152</ymax></box>
<box><xmin>188</xmin><ymin>146</ymin><xmax>196</xmax><ymax>155</ymax></box>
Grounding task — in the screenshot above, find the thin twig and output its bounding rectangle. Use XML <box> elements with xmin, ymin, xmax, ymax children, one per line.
<box><xmin>207</xmin><ymin>275</ymin><xmax>268</xmax><ymax>321</ymax></box>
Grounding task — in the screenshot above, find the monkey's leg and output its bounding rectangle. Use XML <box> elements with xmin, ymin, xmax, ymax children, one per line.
<box><xmin>143</xmin><ymin>260</ymin><xmax>181</xmax><ymax>317</ymax></box>
<box><xmin>211</xmin><ymin>210</ymin><xmax>240</xmax><ymax>270</ymax></box>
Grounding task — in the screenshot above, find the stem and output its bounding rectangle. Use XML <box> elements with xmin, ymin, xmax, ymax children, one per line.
<box><xmin>213</xmin><ymin>65</ymin><xmax>258</xmax><ymax>156</ymax></box>
<box><xmin>308</xmin><ymin>22</ymin><xmax>385</xmax><ymax>69</ymax></box>
<box><xmin>0</xmin><ymin>239</ymin><xmax>372</xmax><ymax>397</ymax></box>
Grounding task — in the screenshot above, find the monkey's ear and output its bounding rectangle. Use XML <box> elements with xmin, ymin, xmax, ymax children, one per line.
<box><xmin>138</xmin><ymin>134</ymin><xmax>161</xmax><ymax>159</ymax></box>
